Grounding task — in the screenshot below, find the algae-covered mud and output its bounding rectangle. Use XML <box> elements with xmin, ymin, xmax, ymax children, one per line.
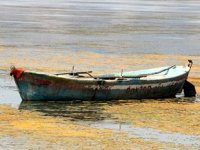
<box><xmin>1</xmin><ymin>0</ymin><xmax>200</xmax><ymax>149</ymax></box>
<box><xmin>1</xmin><ymin>101</ymin><xmax>200</xmax><ymax>150</ymax></box>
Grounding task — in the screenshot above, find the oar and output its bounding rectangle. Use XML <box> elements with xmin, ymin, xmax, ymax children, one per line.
<box><xmin>98</xmin><ymin>65</ymin><xmax>176</xmax><ymax>79</ymax></box>
<box><xmin>56</xmin><ymin>65</ymin><xmax>176</xmax><ymax>79</ymax></box>
<box><xmin>55</xmin><ymin>71</ymin><xmax>93</xmax><ymax>76</ymax></box>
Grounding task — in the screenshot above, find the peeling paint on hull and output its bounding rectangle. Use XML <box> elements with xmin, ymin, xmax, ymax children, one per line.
<box><xmin>12</xmin><ymin>67</ymin><xmax>190</xmax><ymax>101</ymax></box>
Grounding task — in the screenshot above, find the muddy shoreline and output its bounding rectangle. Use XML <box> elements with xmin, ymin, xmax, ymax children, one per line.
<box><xmin>0</xmin><ymin>69</ymin><xmax>200</xmax><ymax>149</ymax></box>
<box><xmin>1</xmin><ymin>99</ymin><xmax>200</xmax><ymax>149</ymax></box>
<box><xmin>1</xmin><ymin>0</ymin><xmax>200</xmax><ymax>148</ymax></box>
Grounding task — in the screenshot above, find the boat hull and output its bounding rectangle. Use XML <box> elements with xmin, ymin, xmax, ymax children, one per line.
<box><xmin>13</xmin><ymin>71</ymin><xmax>189</xmax><ymax>101</ymax></box>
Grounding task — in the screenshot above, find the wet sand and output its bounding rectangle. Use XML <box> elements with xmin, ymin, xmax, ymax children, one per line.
<box><xmin>1</xmin><ymin>47</ymin><xmax>200</xmax><ymax>150</ymax></box>
<box><xmin>103</xmin><ymin>99</ymin><xmax>200</xmax><ymax>135</ymax></box>
<box><xmin>1</xmin><ymin>103</ymin><xmax>200</xmax><ymax>150</ymax></box>
<box><xmin>1</xmin><ymin>50</ymin><xmax>200</xmax><ymax>149</ymax></box>
<box><xmin>1</xmin><ymin>0</ymin><xmax>200</xmax><ymax>149</ymax></box>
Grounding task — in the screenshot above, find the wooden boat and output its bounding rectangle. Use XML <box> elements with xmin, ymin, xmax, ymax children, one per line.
<box><xmin>10</xmin><ymin>60</ymin><xmax>193</xmax><ymax>101</ymax></box>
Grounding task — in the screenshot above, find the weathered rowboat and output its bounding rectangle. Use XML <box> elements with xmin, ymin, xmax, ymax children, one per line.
<box><xmin>10</xmin><ymin>60</ymin><xmax>193</xmax><ymax>101</ymax></box>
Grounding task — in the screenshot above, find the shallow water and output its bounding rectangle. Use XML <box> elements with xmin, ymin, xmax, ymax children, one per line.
<box><xmin>0</xmin><ymin>0</ymin><xmax>200</xmax><ymax>149</ymax></box>
<box><xmin>26</xmin><ymin>99</ymin><xmax>200</xmax><ymax>146</ymax></box>
<box><xmin>0</xmin><ymin>0</ymin><xmax>200</xmax><ymax>56</ymax></box>
<box><xmin>91</xmin><ymin>120</ymin><xmax>200</xmax><ymax>147</ymax></box>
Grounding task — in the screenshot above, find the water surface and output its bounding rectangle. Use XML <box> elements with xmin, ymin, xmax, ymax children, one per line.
<box><xmin>0</xmin><ymin>0</ymin><xmax>200</xmax><ymax>149</ymax></box>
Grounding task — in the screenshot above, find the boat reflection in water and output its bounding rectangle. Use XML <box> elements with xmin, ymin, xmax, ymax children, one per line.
<box><xmin>18</xmin><ymin>95</ymin><xmax>199</xmax><ymax>122</ymax></box>
<box><xmin>18</xmin><ymin>100</ymin><xmax>113</xmax><ymax>121</ymax></box>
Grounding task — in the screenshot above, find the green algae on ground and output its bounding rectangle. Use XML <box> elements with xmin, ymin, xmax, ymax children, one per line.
<box><xmin>103</xmin><ymin>100</ymin><xmax>200</xmax><ymax>135</ymax></box>
<box><xmin>1</xmin><ymin>47</ymin><xmax>200</xmax><ymax>75</ymax></box>
<box><xmin>0</xmin><ymin>104</ymin><xmax>111</xmax><ymax>138</ymax></box>
<box><xmin>0</xmin><ymin>104</ymin><xmax>197</xmax><ymax>150</ymax></box>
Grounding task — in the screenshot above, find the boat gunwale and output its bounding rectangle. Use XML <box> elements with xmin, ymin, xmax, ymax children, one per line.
<box><xmin>20</xmin><ymin>65</ymin><xmax>190</xmax><ymax>84</ymax></box>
